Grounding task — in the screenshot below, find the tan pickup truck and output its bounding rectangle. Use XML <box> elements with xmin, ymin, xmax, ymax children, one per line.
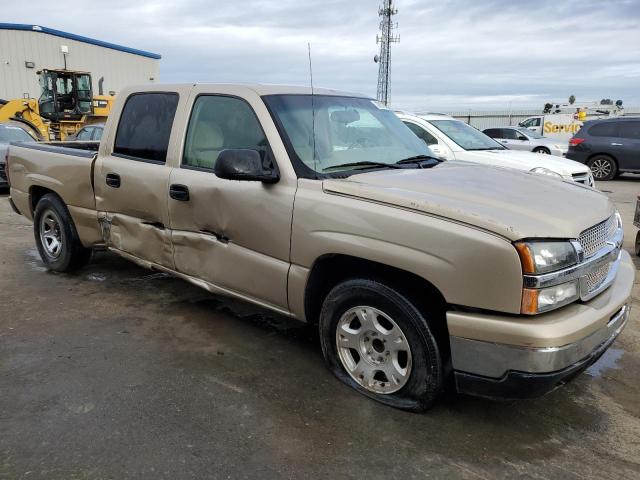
<box><xmin>5</xmin><ymin>84</ymin><xmax>634</xmax><ymax>411</ymax></box>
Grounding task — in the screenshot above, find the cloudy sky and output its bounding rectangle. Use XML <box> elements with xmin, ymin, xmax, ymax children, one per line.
<box><xmin>3</xmin><ymin>0</ymin><xmax>639</xmax><ymax>110</ymax></box>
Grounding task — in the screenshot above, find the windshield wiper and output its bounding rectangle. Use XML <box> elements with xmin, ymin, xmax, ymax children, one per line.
<box><xmin>396</xmin><ymin>155</ymin><xmax>441</xmax><ymax>166</ymax></box>
<box><xmin>323</xmin><ymin>161</ymin><xmax>402</xmax><ymax>172</ymax></box>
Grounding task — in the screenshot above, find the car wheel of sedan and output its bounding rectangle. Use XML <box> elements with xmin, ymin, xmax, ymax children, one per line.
<box><xmin>34</xmin><ymin>193</ymin><xmax>92</xmax><ymax>272</ymax></box>
<box><xmin>319</xmin><ymin>278</ymin><xmax>443</xmax><ymax>412</ymax></box>
<box><xmin>635</xmin><ymin>231</ymin><xmax>640</xmax><ymax>257</ymax></box>
<box><xmin>533</xmin><ymin>147</ymin><xmax>550</xmax><ymax>154</ymax></box>
<box><xmin>588</xmin><ymin>155</ymin><xmax>617</xmax><ymax>181</ymax></box>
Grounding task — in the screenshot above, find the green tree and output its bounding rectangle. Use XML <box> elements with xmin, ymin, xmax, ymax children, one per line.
<box><xmin>568</xmin><ymin>95</ymin><xmax>576</xmax><ymax>104</ymax></box>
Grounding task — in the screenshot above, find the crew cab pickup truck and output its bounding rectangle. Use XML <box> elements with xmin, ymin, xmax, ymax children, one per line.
<box><xmin>5</xmin><ymin>84</ymin><xmax>634</xmax><ymax>411</ymax></box>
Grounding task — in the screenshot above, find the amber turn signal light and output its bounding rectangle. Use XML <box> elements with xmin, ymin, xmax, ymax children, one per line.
<box><xmin>514</xmin><ymin>242</ymin><xmax>536</xmax><ymax>274</ymax></box>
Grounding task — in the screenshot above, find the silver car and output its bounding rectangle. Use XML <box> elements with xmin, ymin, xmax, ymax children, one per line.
<box><xmin>0</xmin><ymin>122</ymin><xmax>37</xmax><ymax>188</ymax></box>
<box><xmin>483</xmin><ymin>127</ymin><xmax>568</xmax><ymax>157</ymax></box>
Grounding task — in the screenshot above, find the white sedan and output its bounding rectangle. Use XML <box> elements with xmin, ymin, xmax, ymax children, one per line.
<box><xmin>396</xmin><ymin>112</ymin><xmax>594</xmax><ymax>187</ymax></box>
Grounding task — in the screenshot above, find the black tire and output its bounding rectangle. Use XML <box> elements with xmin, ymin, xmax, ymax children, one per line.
<box><xmin>635</xmin><ymin>230</ymin><xmax>640</xmax><ymax>257</ymax></box>
<box><xmin>319</xmin><ymin>279</ymin><xmax>443</xmax><ymax>412</ymax></box>
<box><xmin>33</xmin><ymin>193</ymin><xmax>92</xmax><ymax>272</ymax></box>
<box><xmin>588</xmin><ymin>155</ymin><xmax>617</xmax><ymax>181</ymax></box>
<box><xmin>533</xmin><ymin>147</ymin><xmax>550</xmax><ymax>154</ymax></box>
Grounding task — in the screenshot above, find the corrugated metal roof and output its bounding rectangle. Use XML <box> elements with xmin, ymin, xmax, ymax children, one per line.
<box><xmin>0</xmin><ymin>23</ymin><xmax>161</xmax><ymax>60</ymax></box>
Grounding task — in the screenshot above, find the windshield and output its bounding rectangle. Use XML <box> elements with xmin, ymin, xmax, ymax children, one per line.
<box><xmin>0</xmin><ymin>125</ymin><xmax>35</xmax><ymax>143</ymax></box>
<box><xmin>516</xmin><ymin>127</ymin><xmax>542</xmax><ymax>139</ymax></box>
<box><xmin>429</xmin><ymin>120</ymin><xmax>505</xmax><ymax>151</ymax></box>
<box><xmin>263</xmin><ymin>95</ymin><xmax>432</xmax><ymax>175</ymax></box>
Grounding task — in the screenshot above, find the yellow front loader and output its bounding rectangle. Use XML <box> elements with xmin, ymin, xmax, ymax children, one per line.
<box><xmin>0</xmin><ymin>69</ymin><xmax>114</xmax><ymax>141</ymax></box>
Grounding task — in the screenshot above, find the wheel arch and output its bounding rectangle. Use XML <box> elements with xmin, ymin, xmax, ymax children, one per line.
<box><xmin>30</xmin><ymin>185</ymin><xmax>62</xmax><ymax>214</ymax></box>
<box><xmin>303</xmin><ymin>254</ymin><xmax>449</xmax><ymax>349</ymax></box>
<box><xmin>587</xmin><ymin>152</ymin><xmax>618</xmax><ymax>164</ymax></box>
<box><xmin>533</xmin><ymin>145</ymin><xmax>550</xmax><ymax>153</ymax></box>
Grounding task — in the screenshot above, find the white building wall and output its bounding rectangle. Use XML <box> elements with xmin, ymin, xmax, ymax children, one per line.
<box><xmin>0</xmin><ymin>29</ymin><xmax>159</xmax><ymax>100</ymax></box>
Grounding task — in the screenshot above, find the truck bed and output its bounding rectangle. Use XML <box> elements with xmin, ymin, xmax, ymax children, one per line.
<box><xmin>7</xmin><ymin>141</ymin><xmax>103</xmax><ymax>246</ymax></box>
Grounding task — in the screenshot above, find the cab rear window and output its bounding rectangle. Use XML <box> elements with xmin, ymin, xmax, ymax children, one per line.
<box><xmin>113</xmin><ymin>93</ymin><xmax>179</xmax><ymax>163</ymax></box>
<box><xmin>588</xmin><ymin>122</ymin><xmax>617</xmax><ymax>137</ymax></box>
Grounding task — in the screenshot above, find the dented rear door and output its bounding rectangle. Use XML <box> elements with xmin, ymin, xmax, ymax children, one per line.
<box><xmin>94</xmin><ymin>88</ymin><xmax>189</xmax><ymax>268</ymax></box>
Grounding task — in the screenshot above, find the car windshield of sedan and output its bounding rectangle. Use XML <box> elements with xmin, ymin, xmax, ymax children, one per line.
<box><xmin>263</xmin><ymin>94</ymin><xmax>433</xmax><ymax>174</ymax></box>
<box><xmin>516</xmin><ymin>127</ymin><xmax>542</xmax><ymax>139</ymax></box>
<box><xmin>0</xmin><ymin>125</ymin><xmax>35</xmax><ymax>143</ymax></box>
<box><xmin>430</xmin><ymin>120</ymin><xmax>505</xmax><ymax>151</ymax></box>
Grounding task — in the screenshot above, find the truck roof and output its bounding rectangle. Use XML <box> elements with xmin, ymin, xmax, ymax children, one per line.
<box><xmin>122</xmin><ymin>83</ymin><xmax>368</xmax><ymax>98</ymax></box>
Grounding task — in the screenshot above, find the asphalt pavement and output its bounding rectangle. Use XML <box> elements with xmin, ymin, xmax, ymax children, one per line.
<box><xmin>1</xmin><ymin>178</ymin><xmax>639</xmax><ymax>479</ymax></box>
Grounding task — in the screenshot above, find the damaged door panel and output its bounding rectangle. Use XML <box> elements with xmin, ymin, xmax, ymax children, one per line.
<box><xmin>168</xmin><ymin>93</ymin><xmax>296</xmax><ymax>310</ymax></box>
<box><xmin>93</xmin><ymin>91</ymin><xmax>180</xmax><ymax>269</ymax></box>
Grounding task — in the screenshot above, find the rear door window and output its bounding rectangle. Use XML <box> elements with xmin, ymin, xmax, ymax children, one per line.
<box><xmin>114</xmin><ymin>92</ymin><xmax>179</xmax><ymax>163</ymax></box>
<box><xmin>619</xmin><ymin>121</ymin><xmax>640</xmax><ymax>140</ymax></box>
<box><xmin>501</xmin><ymin>129</ymin><xmax>519</xmax><ymax>140</ymax></box>
<box><xmin>588</xmin><ymin>122</ymin><xmax>618</xmax><ymax>137</ymax></box>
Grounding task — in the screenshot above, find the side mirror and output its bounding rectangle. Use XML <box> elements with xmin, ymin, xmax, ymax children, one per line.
<box><xmin>518</xmin><ymin>136</ymin><xmax>528</xmax><ymax>141</ymax></box>
<box><xmin>214</xmin><ymin>149</ymin><xmax>279</xmax><ymax>183</ymax></box>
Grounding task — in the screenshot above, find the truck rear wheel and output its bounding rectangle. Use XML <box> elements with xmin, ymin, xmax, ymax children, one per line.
<box><xmin>33</xmin><ymin>194</ymin><xmax>92</xmax><ymax>272</ymax></box>
<box><xmin>319</xmin><ymin>279</ymin><xmax>443</xmax><ymax>412</ymax></box>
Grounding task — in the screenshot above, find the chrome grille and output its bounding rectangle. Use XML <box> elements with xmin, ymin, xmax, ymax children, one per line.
<box><xmin>583</xmin><ymin>262</ymin><xmax>611</xmax><ymax>294</ymax></box>
<box><xmin>578</xmin><ymin>215</ymin><xmax>617</xmax><ymax>258</ymax></box>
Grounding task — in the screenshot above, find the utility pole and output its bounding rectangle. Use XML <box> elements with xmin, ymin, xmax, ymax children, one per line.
<box><xmin>374</xmin><ymin>0</ymin><xmax>399</xmax><ymax>106</ymax></box>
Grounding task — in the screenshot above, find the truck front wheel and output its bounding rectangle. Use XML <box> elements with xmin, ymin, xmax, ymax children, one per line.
<box><xmin>319</xmin><ymin>279</ymin><xmax>443</xmax><ymax>412</ymax></box>
<box><xmin>33</xmin><ymin>194</ymin><xmax>92</xmax><ymax>272</ymax></box>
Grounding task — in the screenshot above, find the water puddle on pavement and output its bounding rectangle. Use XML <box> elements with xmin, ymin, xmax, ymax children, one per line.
<box><xmin>585</xmin><ymin>347</ymin><xmax>625</xmax><ymax>377</ymax></box>
<box><xmin>25</xmin><ymin>248</ymin><xmax>47</xmax><ymax>272</ymax></box>
<box><xmin>86</xmin><ymin>273</ymin><xmax>107</xmax><ymax>282</ymax></box>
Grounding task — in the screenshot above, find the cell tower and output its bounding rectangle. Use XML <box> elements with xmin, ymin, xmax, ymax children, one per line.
<box><xmin>374</xmin><ymin>0</ymin><xmax>399</xmax><ymax>105</ymax></box>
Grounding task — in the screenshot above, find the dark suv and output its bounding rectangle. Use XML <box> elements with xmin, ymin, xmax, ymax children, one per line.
<box><xmin>567</xmin><ymin>117</ymin><xmax>640</xmax><ymax>180</ymax></box>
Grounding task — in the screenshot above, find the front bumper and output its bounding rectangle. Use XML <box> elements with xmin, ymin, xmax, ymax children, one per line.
<box><xmin>447</xmin><ymin>250</ymin><xmax>634</xmax><ymax>399</ymax></box>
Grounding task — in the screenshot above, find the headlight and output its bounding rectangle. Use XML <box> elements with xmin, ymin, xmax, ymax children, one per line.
<box><xmin>515</xmin><ymin>241</ymin><xmax>581</xmax><ymax>314</ymax></box>
<box><xmin>530</xmin><ymin>167</ymin><xmax>562</xmax><ymax>178</ymax></box>
<box><xmin>515</xmin><ymin>241</ymin><xmax>578</xmax><ymax>274</ymax></box>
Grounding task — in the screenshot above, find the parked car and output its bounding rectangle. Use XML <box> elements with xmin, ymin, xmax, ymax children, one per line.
<box><xmin>6</xmin><ymin>84</ymin><xmax>633</xmax><ymax>411</ymax></box>
<box><xmin>397</xmin><ymin>112</ymin><xmax>595</xmax><ymax>186</ymax></box>
<box><xmin>567</xmin><ymin>117</ymin><xmax>640</xmax><ymax>181</ymax></box>
<box><xmin>483</xmin><ymin>126</ymin><xmax>568</xmax><ymax>156</ymax></box>
<box><xmin>65</xmin><ymin>123</ymin><xmax>105</xmax><ymax>141</ymax></box>
<box><xmin>0</xmin><ymin>121</ymin><xmax>37</xmax><ymax>189</ymax></box>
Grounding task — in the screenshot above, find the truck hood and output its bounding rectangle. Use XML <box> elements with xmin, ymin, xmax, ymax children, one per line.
<box><xmin>460</xmin><ymin>149</ymin><xmax>589</xmax><ymax>177</ymax></box>
<box><xmin>323</xmin><ymin>162</ymin><xmax>614</xmax><ymax>241</ymax></box>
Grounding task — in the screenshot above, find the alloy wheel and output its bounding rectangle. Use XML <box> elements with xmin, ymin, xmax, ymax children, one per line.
<box><xmin>39</xmin><ymin>209</ymin><xmax>63</xmax><ymax>258</ymax></box>
<box><xmin>590</xmin><ymin>158</ymin><xmax>612</xmax><ymax>179</ymax></box>
<box><xmin>335</xmin><ymin>306</ymin><xmax>412</xmax><ymax>394</ymax></box>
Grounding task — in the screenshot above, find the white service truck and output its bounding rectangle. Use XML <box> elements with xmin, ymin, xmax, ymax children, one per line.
<box><xmin>519</xmin><ymin>102</ymin><xmax>623</xmax><ymax>140</ymax></box>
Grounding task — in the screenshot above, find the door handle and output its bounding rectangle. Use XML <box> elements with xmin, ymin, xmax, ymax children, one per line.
<box><xmin>169</xmin><ymin>184</ymin><xmax>190</xmax><ymax>201</ymax></box>
<box><xmin>106</xmin><ymin>173</ymin><xmax>121</xmax><ymax>188</ymax></box>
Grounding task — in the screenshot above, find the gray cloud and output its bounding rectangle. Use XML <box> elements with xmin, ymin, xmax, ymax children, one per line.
<box><xmin>3</xmin><ymin>0</ymin><xmax>639</xmax><ymax>109</ymax></box>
